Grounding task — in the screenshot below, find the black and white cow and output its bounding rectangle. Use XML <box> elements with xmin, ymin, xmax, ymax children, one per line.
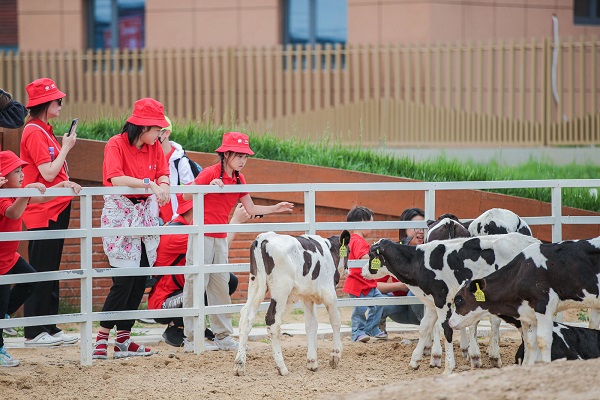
<box><xmin>514</xmin><ymin>322</ymin><xmax>600</xmax><ymax>364</ymax></box>
<box><xmin>234</xmin><ymin>230</ymin><xmax>351</xmax><ymax>376</ymax></box>
<box><xmin>468</xmin><ymin>208</ymin><xmax>532</xmax><ymax>237</ymax></box>
<box><xmin>449</xmin><ymin>237</ymin><xmax>600</xmax><ymax>365</ymax></box>
<box><xmin>362</xmin><ymin>233</ymin><xmax>540</xmax><ymax>374</ymax></box>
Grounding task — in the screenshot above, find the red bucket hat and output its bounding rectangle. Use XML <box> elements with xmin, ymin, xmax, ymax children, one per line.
<box><xmin>215</xmin><ymin>132</ymin><xmax>254</xmax><ymax>155</ymax></box>
<box><xmin>126</xmin><ymin>98</ymin><xmax>169</xmax><ymax>128</ymax></box>
<box><xmin>0</xmin><ymin>150</ymin><xmax>28</xmax><ymax>176</ymax></box>
<box><xmin>176</xmin><ymin>193</ymin><xmax>193</xmax><ymax>215</ymax></box>
<box><xmin>25</xmin><ymin>78</ymin><xmax>66</xmax><ymax>108</ymax></box>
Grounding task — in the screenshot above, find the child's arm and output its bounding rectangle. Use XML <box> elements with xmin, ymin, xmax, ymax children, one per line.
<box><xmin>239</xmin><ymin>194</ymin><xmax>294</xmax><ymax>216</ymax></box>
<box><xmin>3</xmin><ymin>183</ymin><xmax>46</xmax><ymax>219</ymax></box>
<box><xmin>28</xmin><ymin>181</ymin><xmax>82</xmax><ymax>204</ymax></box>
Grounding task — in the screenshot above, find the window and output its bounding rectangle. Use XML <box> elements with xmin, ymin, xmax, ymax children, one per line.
<box><xmin>0</xmin><ymin>0</ymin><xmax>18</xmax><ymax>53</ymax></box>
<box><xmin>88</xmin><ymin>0</ymin><xmax>145</xmax><ymax>49</ymax></box>
<box><xmin>574</xmin><ymin>0</ymin><xmax>600</xmax><ymax>25</ymax></box>
<box><xmin>283</xmin><ymin>0</ymin><xmax>347</xmax><ymax>47</ymax></box>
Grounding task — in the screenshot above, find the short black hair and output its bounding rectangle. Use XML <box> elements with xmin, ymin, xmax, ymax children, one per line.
<box><xmin>121</xmin><ymin>122</ymin><xmax>147</xmax><ymax>146</ymax></box>
<box><xmin>347</xmin><ymin>206</ymin><xmax>373</xmax><ymax>222</ymax></box>
<box><xmin>399</xmin><ymin>207</ymin><xmax>425</xmax><ymax>239</ymax></box>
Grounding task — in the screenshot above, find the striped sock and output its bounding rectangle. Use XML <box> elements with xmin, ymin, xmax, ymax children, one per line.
<box><xmin>116</xmin><ymin>330</ymin><xmax>140</xmax><ymax>352</ymax></box>
<box><xmin>93</xmin><ymin>331</ymin><xmax>109</xmax><ymax>356</ymax></box>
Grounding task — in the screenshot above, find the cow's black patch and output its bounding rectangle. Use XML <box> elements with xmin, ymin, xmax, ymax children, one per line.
<box><xmin>250</xmin><ymin>240</ymin><xmax>258</xmax><ymax>276</ymax></box>
<box><xmin>294</xmin><ymin>236</ymin><xmax>324</xmax><ymax>256</ymax></box>
<box><xmin>429</xmin><ymin>244</ymin><xmax>446</xmax><ymax>270</ymax></box>
<box><xmin>261</xmin><ymin>240</ymin><xmax>276</xmax><ymax>275</ymax></box>
<box><xmin>266</xmin><ymin>299</ymin><xmax>277</xmax><ymax>326</ymax></box>
<box><xmin>302</xmin><ymin>251</ymin><xmax>312</xmax><ymax>276</ymax></box>
<box><xmin>312</xmin><ymin>260</ymin><xmax>321</xmax><ymax>280</ymax></box>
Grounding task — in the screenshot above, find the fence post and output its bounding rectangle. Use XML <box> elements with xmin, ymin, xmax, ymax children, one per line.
<box><xmin>79</xmin><ymin>193</ymin><xmax>94</xmax><ymax>365</ymax></box>
<box><xmin>551</xmin><ymin>185</ymin><xmax>562</xmax><ymax>243</ymax></box>
<box><xmin>304</xmin><ymin>188</ymin><xmax>316</xmax><ymax>235</ymax></box>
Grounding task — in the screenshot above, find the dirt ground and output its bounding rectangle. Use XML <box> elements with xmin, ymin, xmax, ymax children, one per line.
<box><xmin>1</xmin><ymin>310</ymin><xmax>598</xmax><ymax>399</ymax></box>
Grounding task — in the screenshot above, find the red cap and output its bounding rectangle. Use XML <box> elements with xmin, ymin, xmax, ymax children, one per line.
<box><xmin>126</xmin><ymin>98</ymin><xmax>169</xmax><ymax>128</ymax></box>
<box><xmin>215</xmin><ymin>132</ymin><xmax>254</xmax><ymax>155</ymax></box>
<box><xmin>176</xmin><ymin>193</ymin><xmax>194</xmax><ymax>215</ymax></box>
<box><xmin>0</xmin><ymin>150</ymin><xmax>28</xmax><ymax>176</ymax></box>
<box><xmin>25</xmin><ymin>78</ymin><xmax>66</xmax><ymax>108</ymax></box>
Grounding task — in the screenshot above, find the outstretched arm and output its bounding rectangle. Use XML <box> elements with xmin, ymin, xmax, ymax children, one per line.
<box><xmin>239</xmin><ymin>194</ymin><xmax>293</xmax><ymax>216</ymax></box>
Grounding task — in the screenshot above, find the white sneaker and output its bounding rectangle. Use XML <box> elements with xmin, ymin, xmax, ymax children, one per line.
<box><xmin>3</xmin><ymin>315</ymin><xmax>18</xmax><ymax>336</ymax></box>
<box><xmin>52</xmin><ymin>331</ymin><xmax>79</xmax><ymax>345</ymax></box>
<box><xmin>24</xmin><ymin>332</ymin><xmax>63</xmax><ymax>347</ymax></box>
<box><xmin>214</xmin><ymin>335</ymin><xmax>239</xmax><ymax>351</ymax></box>
<box><xmin>183</xmin><ymin>338</ymin><xmax>219</xmax><ymax>352</ymax></box>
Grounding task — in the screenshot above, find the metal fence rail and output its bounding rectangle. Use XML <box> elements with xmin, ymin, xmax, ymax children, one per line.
<box><xmin>1</xmin><ymin>179</ymin><xmax>599</xmax><ymax>365</ymax></box>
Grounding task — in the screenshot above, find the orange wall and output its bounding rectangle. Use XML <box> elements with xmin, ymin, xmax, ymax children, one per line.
<box><xmin>16</xmin><ymin>0</ymin><xmax>600</xmax><ymax>51</ymax></box>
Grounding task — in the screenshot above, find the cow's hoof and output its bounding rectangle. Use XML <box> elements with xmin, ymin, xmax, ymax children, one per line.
<box><xmin>277</xmin><ymin>366</ymin><xmax>290</xmax><ymax>376</ymax></box>
<box><xmin>469</xmin><ymin>355</ymin><xmax>482</xmax><ymax>368</ymax></box>
<box><xmin>429</xmin><ymin>355</ymin><xmax>442</xmax><ymax>368</ymax></box>
<box><xmin>461</xmin><ymin>348</ymin><xmax>469</xmax><ymax>358</ymax></box>
<box><xmin>329</xmin><ymin>355</ymin><xmax>341</xmax><ymax>369</ymax></box>
<box><xmin>489</xmin><ymin>357</ymin><xmax>502</xmax><ymax>368</ymax></box>
<box><xmin>409</xmin><ymin>359</ymin><xmax>420</xmax><ymax>370</ymax></box>
<box><xmin>233</xmin><ymin>362</ymin><xmax>246</xmax><ymax>376</ymax></box>
<box><xmin>307</xmin><ymin>358</ymin><xmax>319</xmax><ymax>371</ymax></box>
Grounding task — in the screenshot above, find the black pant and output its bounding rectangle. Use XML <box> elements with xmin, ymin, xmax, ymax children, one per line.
<box><xmin>100</xmin><ymin>243</ymin><xmax>150</xmax><ymax>331</ymax></box>
<box><xmin>0</xmin><ymin>257</ymin><xmax>38</xmax><ymax>348</ymax></box>
<box><xmin>156</xmin><ymin>273</ymin><xmax>238</xmax><ymax>328</ymax></box>
<box><xmin>24</xmin><ymin>203</ymin><xmax>71</xmax><ymax>339</ymax></box>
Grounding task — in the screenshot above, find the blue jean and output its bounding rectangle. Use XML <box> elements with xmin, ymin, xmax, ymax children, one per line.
<box><xmin>380</xmin><ymin>290</ymin><xmax>424</xmax><ymax>326</ymax></box>
<box><xmin>349</xmin><ymin>288</ymin><xmax>386</xmax><ymax>341</ymax></box>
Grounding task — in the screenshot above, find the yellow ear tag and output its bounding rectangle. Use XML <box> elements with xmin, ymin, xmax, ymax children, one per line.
<box><xmin>370</xmin><ymin>257</ymin><xmax>381</xmax><ymax>271</ymax></box>
<box><xmin>474</xmin><ymin>283</ymin><xmax>486</xmax><ymax>302</ymax></box>
<box><xmin>339</xmin><ymin>238</ymin><xmax>348</xmax><ymax>258</ymax></box>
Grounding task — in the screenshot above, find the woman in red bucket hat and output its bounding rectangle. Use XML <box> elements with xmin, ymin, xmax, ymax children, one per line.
<box><xmin>19</xmin><ymin>78</ymin><xmax>79</xmax><ymax>347</ymax></box>
<box><xmin>92</xmin><ymin>98</ymin><xmax>171</xmax><ymax>360</ymax></box>
<box><xmin>180</xmin><ymin>132</ymin><xmax>294</xmax><ymax>351</ymax></box>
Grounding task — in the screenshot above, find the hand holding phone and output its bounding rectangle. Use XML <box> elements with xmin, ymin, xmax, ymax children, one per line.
<box><xmin>67</xmin><ymin>118</ymin><xmax>78</xmax><ymax>137</ymax></box>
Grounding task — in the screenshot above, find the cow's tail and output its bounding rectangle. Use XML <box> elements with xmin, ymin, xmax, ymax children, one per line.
<box><xmin>247</xmin><ymin>236</ymin><xmax>269</xmax><ymax>307</ymax></box>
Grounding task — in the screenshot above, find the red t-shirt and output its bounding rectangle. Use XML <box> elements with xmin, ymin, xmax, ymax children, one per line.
<box><xmin>342</xmin><ymin>233</ymin><xmax>377</xmax><ymax>297</ymax></box>
<box><xmin>0</xmin><ymin>197</ymin><xmax>23</xmax><ymax>275</ymax></box>
<box><xmin>148</xmin><ymin>215</ymin><xmax>187</xmax><ymax>310</ymax></box>
<box><xmin>20</xmin><ymin>119</ymin><xmax>72</xmax><ymax>229</ymax></box>
<box><xmin>193</xmin><ymin>163</ymin><xmax>247</xmax><ymax>239</ymax></box>
<box><xmin>103</xmin><ymin>133</ymin><xmax>169</xmax><ymax>188</ymax></box>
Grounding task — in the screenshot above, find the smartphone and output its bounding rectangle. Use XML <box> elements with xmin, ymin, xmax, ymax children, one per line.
<box><xmin>67</xmin><ymin>118</ymin><xmax>78</xmax><ymax>137</ymax></box>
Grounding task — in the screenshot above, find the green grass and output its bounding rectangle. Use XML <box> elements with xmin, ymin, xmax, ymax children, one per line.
<box><xmin>54</xmin><ymin>118</ymin><xmax>600</xmax><ymax>212</ymax></box>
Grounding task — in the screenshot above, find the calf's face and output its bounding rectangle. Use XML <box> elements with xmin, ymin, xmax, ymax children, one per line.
<box><xmin>449</xmin><ymin>278</ymin><xmax>492</xmax><ymax>329</ymax></box>
<box><xmin>362</xmin><ymin>237</ymin><xmax>411</xmax><ymax>279</ymax></box>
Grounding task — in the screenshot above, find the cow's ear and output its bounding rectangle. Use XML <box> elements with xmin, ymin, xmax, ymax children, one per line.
<box><xmin>400</xmin><ymin>236</ymin><xmax>413</xmax><ymax>245</ymax></box>
<box><xmin>340</xmin><ymin>230</ymin><xmax>351</xmax><ymax>245</ymax></box>
<box><xmin>468</xmin><ymin>279</ymin><xmax>485</xmax><ymax>293</ymax></box>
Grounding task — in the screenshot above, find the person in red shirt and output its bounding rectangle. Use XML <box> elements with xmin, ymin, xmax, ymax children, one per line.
<box><xmin>181</xmin><ymin>131</ymin><xmax>294</xmax><ymax>351</ymax></box>
<box><xmin>376</xmin><ymin>207</ymin><xmax>426</xmax><ymax>333</ymax></box>
<box><xmin>342</xmin><ymin>206</ymin><xmax>388</xmax><ymax>343</ymax></box>
<box><xmin>0</xmin><ymin>150</ymin><xmax>80</xmax><ymax>366</ymax></box>
<box><xmin>92</xmin><ymin>98</ymin><xmax>171</xmax><ymax>360</ymax></box>
<box><xmin>149</xmin><ymin>196</ymin><xmax>252</xmax><ymax>348</ymax></box>
<box><xmin>20</xmin><ymin>78</ymin><xmax>79</xmax><ymax>347</ymax></box>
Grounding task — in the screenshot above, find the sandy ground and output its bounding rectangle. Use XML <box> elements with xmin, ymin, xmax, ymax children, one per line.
<box><xmin>1</xmin><ymin>310</ymin><xmax>598</xmax><ymax>399</ymax></box>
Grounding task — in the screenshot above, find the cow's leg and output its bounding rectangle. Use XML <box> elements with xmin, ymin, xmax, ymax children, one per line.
<box><xmin>441</xmin><ymin>308</ymin><xmax>456</xmax><ymax>374</ymax></box>
<box><xmin>431</xmin><ymin>320</ymin><xmax>443</xmax><ymax>368</ymax></box>
<box><xmin>459</xmin><ymin>327</ymin><xmax>470</xmax><ymax>358</ymax></box>
<box><xmin>267</xmin><ymin>297</ymin><xmax>291</xmax><ymax>376</ymax></box>
<box><xmin>589</xmin><ymin>309</ymin><xmax>600</xmax><ymax>330</ymax></box>
<box><xmin>522</xmin><ymin>321</ymin><xmax>539</xmax><ymax>366</ymax></box>
<box><xmin>487</xmin><ymin>315</ymin><xmax>502</xmax><ymax>367</ymax></box>
<box><xmin>467</xmin><ymin>323</ymin><xmax>482</xmax><ymax>368</ymax></box>
<box><xmin>323</xmin><ymin>294</ymin><xmax>342</xmax><ymax>369</ymax></box>
<box><xmin>410</xmin><ymin>306</ymin><xmax>437</xmax><ymax>369</ymax></box>
<box><xmin>303</xmin><ymin>300</ymin><xmax>319</xmax><ymax>372</ymax></box>
<box><xmin>535</xmin><ymin>314</ymin><xmax>554</xmax><ymax>363</ymax></box>
<box><xmin>233</xmin><ymin>275</ymin><xmax>266</xmax><ymax>376</ymax></box>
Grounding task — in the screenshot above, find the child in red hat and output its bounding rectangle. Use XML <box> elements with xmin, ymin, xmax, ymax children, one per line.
<box><xmin>181</xmin><ymin>132</ymin><xmax>294</xmax><ymax>351</ymax></box>
<box><xmin>20</xmin><ymin>77</ymin><xmax>81</xmax><ymax>347</ymax></box>
<box><xmin>93</xmin><ymin>98</ymin><xmax>171</xmax><ymax>360</ymax></box>
<box><xmin>0</xmin><ymin>150</ymin><xmax>80</xmax><ymax>366</ymax></box>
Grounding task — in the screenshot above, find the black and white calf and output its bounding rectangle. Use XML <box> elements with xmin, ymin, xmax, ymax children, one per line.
<box><xmin>449</xmin><ymin>237</ymin><xmax>600</xmax><ymax>365</ymax></box>
<box><xmin>362</xmin><ymin>233</ymin><xmax>540</xmax><ymax>374</ymax></box>
<box><xmin>468</xmin><ymin>208</ymin><xmax>532</xmax><ymax>237</ymax></box>
<box><xmin>514</xmin><ymin>322</ymin><xmax>600</xmax><ymax>364</ymax></box>
<box><xmin>234</xmin><ymin>230</ymin><xmax>351</xmax><ymax>376</ymax></box>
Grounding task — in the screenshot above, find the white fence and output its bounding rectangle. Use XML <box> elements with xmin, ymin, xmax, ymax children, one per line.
<box><xmin>1</xmin><ymin>180</ymin><xmax>599</xmax><ymax>365</ymax></box>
